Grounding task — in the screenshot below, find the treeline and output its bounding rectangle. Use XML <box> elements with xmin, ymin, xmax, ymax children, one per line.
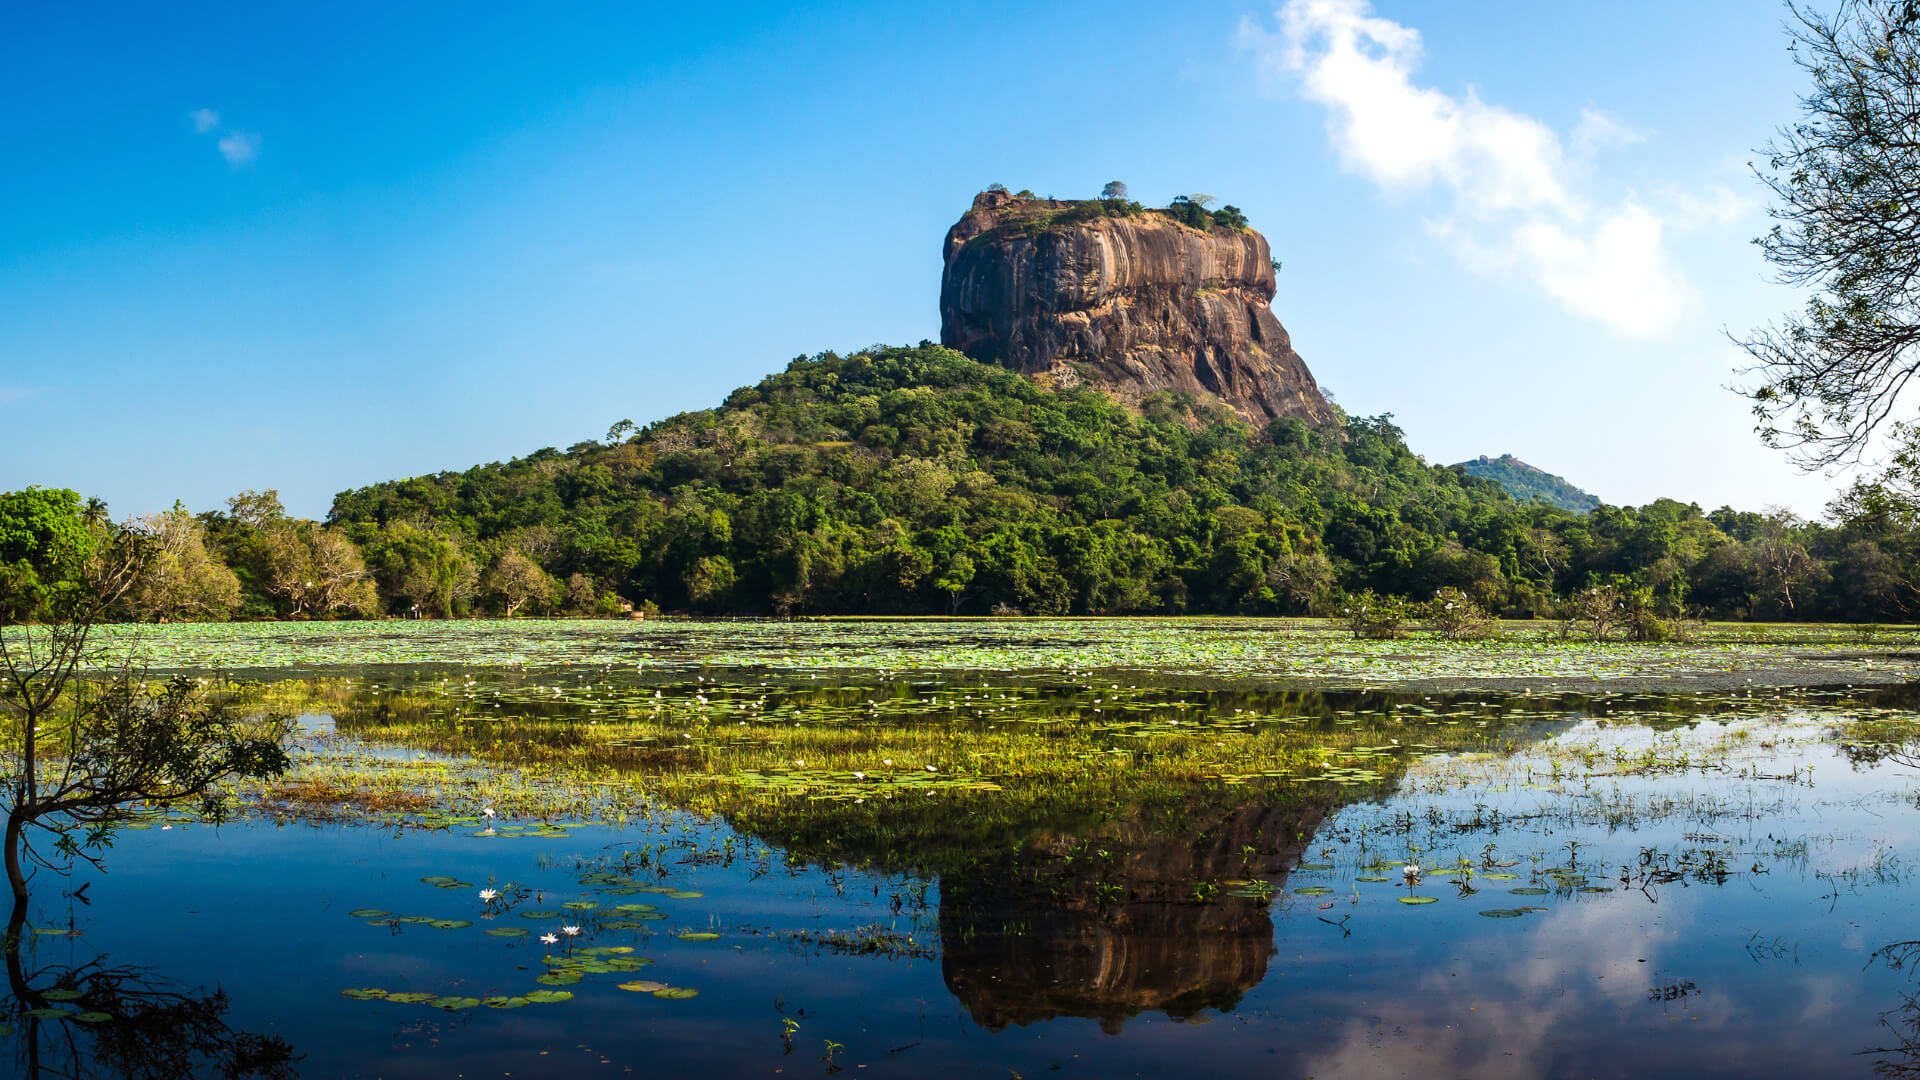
<box><xmin>979</xmin><ymin>182</ymin><xmax>1252</xmax><ymax>238</ymax></box>
<box><xmin>4</xmin><ymin>344</ymin><xmax>1918</xmax><ymax>623</ymax></box>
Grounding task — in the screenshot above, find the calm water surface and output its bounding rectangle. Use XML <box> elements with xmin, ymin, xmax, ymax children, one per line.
<box><xmin>11</xmin><ymin>682</ymin><xmax>1920</xmax><ymax>1079</ymax></box>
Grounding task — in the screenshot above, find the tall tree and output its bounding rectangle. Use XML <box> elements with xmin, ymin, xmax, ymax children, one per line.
<box><xmin>122</xmin><ymin>504</ymin><xmax>241</xmax><ymax>622</ymax></box>
<box><xmin>1739</xmin><ymin>1</ymin><xmax>1920</xmax><ymax>469</ymax></box>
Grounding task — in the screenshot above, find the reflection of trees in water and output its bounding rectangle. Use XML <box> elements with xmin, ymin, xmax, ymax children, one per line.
<box><xmin>1861</xmin><ymin>941</ymin><xmax>1920</xmax><ymax>1075</ymax></box>
<box><xmin>938</xmin><ymin>801</ymin><xmax>1325</xmax><ymax>1034</ymax></box>
<box><xmin>2</xmin><ymin>913</ymin><xmax>298</xmax><ymax>1080</ymax></box>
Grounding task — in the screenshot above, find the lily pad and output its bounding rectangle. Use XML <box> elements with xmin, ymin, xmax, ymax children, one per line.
<box><xmin>484</xmin><ymin>927</ymin><xmax>529</xmax><ymax>938</ymax></box>
<box><xmin>429</xmin><ymin>996</ymin><xmax>481</xmax><ymax>1011</ymax></box>
<box><xmin>1355</xmin><ymin>875</ymin><xmax>1393</xmax><ymax>883</ymax></box>
<box><xmin>340</xmin><ymin>988</ymin><xmax>388</xmax><ymax>1000</ymax></box>
<box><xmin>24</xmin><ymin>1008</ymin><xmax>69</xmax><ymax>1020</ymax></box>
<box><xmin>428</xmin><ymin>919</ymin><xmax>473</xmax><ymax>930</ymax></box>
<box><xmin>524</xmin><ymin>990</ymin><xmax>574</xmax><ymax>1003</ymax></box>
<box><xmin>70</xmin><ymin>1012</ymin><xmax>112</xmax><ymax>1024</ymax></box>
<box><xmin>483</xmin><ymin>996</ymin><xmax>531</xmax><ymax>1009</ymax></box>
<box><xmin>618</xmin><ymin>980</ymin><xmax>668</xmax><ymax>993</ymax></box>
<box><xmin>665</xmin><ymin>891</ymin><xmax>704</xmax><ymax>899</ymax></box>
<box><xmin>535</xmin><ymin>972</ymin><xmax>582</xmax><ymax>986</ymax></box>
<box><xmin>1397</xmin><ymin>896</ymin><xmax>1439</xmax><ymax>905</ymax></box>
<box><xmin>612</xmin><ymin>903</ymin><xmax>659</xmax><ymax>913</ymax></box>
<box><xmin>675</xmin><ymin>931</ymin><xmax>722</xmax><ymax>942</ymax></box>
<box><xmin>561</xmin><ymin>901</ymin><xmax>598</xmax><ymax>911</ymax></box>
<box><xmin>520</xmin><ymin>910</ymin><xmax>562</xmax><ymax>920</ymax></box>
<box><xmin>1483</xmin><ymin>873</ymin><xmax>1521</xmax><ymax>881</ymax></box>
<box><xmin>1293</xmin><ymin>887</ymin><xmax>1333</xmax><ymax>896</ymax></box>
<box><xmin>386</xmin><ymin>992</ymin><xmax>436</xmax><ymax>1004</ymax></box>
<box><xmin>348</xmin><ymin>908</ymin><xmax>390</xmax><ymax>918</ymax></box>
<box><xmin>1510</xmin><ymin>887</ymin><xmax>1550</xmax><ymax>896</ymax></box>
<box><xmin>1479</xmin><ymin>908</ymin><xmax>1524</xmax><ymax>918</ymax></box>
<box><xmin>652</xmin><ymin>987</ymin><xmax>699</xmax><ymax>999</ymax></box>
<box><xmin>41</xmin><ymin>989</ymin><xmax>84</xmax><ymax>1002</ymax></box>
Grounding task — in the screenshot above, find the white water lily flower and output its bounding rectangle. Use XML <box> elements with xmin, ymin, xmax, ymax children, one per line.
<box><xmin>478</xmin><ymin>888</ymin><xmax>499</xmax><ymax>902</ymax></box>
<box><xmin>482</xmin><ymin>807</ymin><xmax>495</xmax><ymax>819</ymax></box>
<box><xmin>926</xmin><ymin>765</ymin><xmax>937</xmax><ymax>772</ymax></box>
<box><xmin>1403</xmin><ymin>864</ymin><xmax>1422</xmax><ymax>879</ymax></box>
<box><xmin>540</xmin><ymin>933</ymin><xmax>558</xmax><ymax>945</ymax></box>
<box><xmin>852</xmin><ymin>772</ymin><xmax>865</xmax><ymax>780</ymax></box>
<box><xmin>883</xmin><ymin>759</ymin><xmax>893</xmax><ymax>766</ymax></box>
<box><xmin>562</xmin><ymin>925</ymin><xmax>581</xmax><ymax>937</ymax></box>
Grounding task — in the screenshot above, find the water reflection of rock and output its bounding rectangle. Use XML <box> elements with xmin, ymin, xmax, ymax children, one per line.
<box><xmin>939</xmin><ymin>800</ymin><xmax>1324</xmax><ymax>1034</ymax></box>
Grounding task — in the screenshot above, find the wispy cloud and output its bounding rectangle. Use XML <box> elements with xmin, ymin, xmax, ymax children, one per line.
<box><xmin>189</xmin><ymin>108</ymin><xmax>259</xmax><ymax>166</ymax></box>
<box><xmin>0</xmin><ymin>387</ymin><xmax>39</xmax><ymax>405</ymax></box>
<box><xmin>1243</xmin><ymin>0</ymin><xmax>1726</xmax><ymax>340</ymax></box>
<box><xmin>216</xmin><ymin>131</ymin><xmax>259</xmax><ymax>166</ymax></box>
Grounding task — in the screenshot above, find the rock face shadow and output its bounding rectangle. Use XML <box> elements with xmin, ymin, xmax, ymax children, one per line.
<box><xmin>938</xmin><ymin>800</ymin><xmax>1324</xmax><ymax>1033</ymax></box>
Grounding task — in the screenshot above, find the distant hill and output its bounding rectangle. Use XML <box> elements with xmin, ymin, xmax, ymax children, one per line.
<box><xmin>1454</xmin><ymin>454</ymin><xmax>1599</xmax><ymax>514</ymax></box>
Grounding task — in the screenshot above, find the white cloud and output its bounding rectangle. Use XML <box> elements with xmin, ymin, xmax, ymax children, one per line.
<box><xmin>1572</xmin><ymin>108</ymin><xmax>1642</xmax><ymax>156</ymax></box>
<box><xmin>217</xmin><ymin>131</ymin><xmax>259</xmax><ymax>166</ymax></box>
<box><xmin>190</xmin><ymin>107</ymin><xmax>220</xmax><ymax>134</ymax></box>
<box><xmin>1246</xmin><ymin>0</ymin><xmax>1713</xmax><ymax>339</ymax></box>
<box><xmin>0</xmin><ymin>387</ymin><xmax>37</xmax><ymax>404</ymax></box>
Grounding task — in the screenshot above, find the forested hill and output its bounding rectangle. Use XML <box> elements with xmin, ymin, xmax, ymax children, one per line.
<box><xmin>310</xmin><ymin>343</ymin><xmax>1916</xmax><ymax>621</ymax></box>
<box><xmin>1456</xmin><ymin>455</ymin><xmax>1600</xmax><ymax>514</ymax></box>
<box><xmin>326</xmin><ymin>343</ymin><xmax>1550</xmax><ymax>616</ymax></box>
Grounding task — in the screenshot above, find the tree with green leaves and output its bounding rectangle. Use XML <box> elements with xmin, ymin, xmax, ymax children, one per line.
<box><xmin>0</xmin><ymin>529</ymin><xmax>291</xmax><ymax>928</ymax></box>
<box><xmin>0</xmin><ymin>489</ymin><xmax>97</xmax><ymax>623</ymax></box>
<box><xmin>1739</xmin><ymin>1</ymin><xmax>1920</xmax><ymax>472</ymax></box>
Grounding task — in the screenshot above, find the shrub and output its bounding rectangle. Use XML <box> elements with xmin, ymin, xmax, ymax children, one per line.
<box><xmin>1425</xmin><ymin>587</ymin><xmax>1499</xmax><ymax>640</ymax></box>
<box><xmin>1342</xmin><ymin>590</ymin><xmax>1409</xmax><ymax>640</ymax></box>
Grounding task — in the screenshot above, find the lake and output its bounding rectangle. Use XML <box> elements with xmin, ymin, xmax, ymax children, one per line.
<box><xmin>13</xmin><ymin>619</ymin><xmax>1920</xmax><ymax>1078</ymax></box>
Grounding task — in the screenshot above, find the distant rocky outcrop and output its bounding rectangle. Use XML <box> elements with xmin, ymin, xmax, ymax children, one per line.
<box><xmin>1456</xmin><ymin>454</ymin><xmax>1600</xmax><ymax>514</ymax></box>
<box><xmin>940</xmin><ymin>189</ymin><xmax>1336</xmax><ymax>428</ymax></box>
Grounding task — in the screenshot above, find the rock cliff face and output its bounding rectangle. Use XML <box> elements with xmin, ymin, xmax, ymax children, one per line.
<box><xmin>940</xmin><ymin>190</ymin><xmax>1335</xmax><ymax>428</ymax></box>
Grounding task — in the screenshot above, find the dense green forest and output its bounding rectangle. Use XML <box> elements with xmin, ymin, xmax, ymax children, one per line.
<box><xmin>1456</xmin><ymin>455</ymin><xmax>1601</xmax><ymax>514</ymax></box>
<box><xmin>5</xmin><ymin>343</ymin><xmax>1918</xmax><ymax>624</ymax></box>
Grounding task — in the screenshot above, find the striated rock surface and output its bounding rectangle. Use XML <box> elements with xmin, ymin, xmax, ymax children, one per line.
<box><xmin>940</xmin><ymin>190</ymin><xmax>1335</xmax><ymax>428</ymax></box>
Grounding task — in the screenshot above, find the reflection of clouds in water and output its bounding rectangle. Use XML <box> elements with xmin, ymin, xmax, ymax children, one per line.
<box><xmin>1289</xmin><ymin>896</ymin><xmax>1857</xmax><ymax>1077</ymax></box>
<box><xmin>1294</xmin><ymin>901</ymin><xmax>1676</xmax><ymax>1078</ymax></box>
<box><xmin>1793</xmin><ymin>973</ymin><xmax>1856</xmax><ymax>1028</ymax></box>
<box><xmin>1288</xmin><ymin>708</ymin><xmax>1920</xmax><ymax>1076</ymax></box>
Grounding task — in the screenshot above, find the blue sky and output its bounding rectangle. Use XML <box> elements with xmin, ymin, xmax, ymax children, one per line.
<box><xmin>0</xmin><ymin>1</ymin><xmax>1845</xmax><ymax>518</ymax></box>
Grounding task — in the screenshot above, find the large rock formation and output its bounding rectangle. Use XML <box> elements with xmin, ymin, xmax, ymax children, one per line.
<box><xmin>938</xmin><ymin>800</ymin><xmax>1324</xmax><ymax>1033</ymax></box>
<box><xmin>940</xmin><ymin>190</ymin><xmax>1335</xmax><ymax>428</ymax></box>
